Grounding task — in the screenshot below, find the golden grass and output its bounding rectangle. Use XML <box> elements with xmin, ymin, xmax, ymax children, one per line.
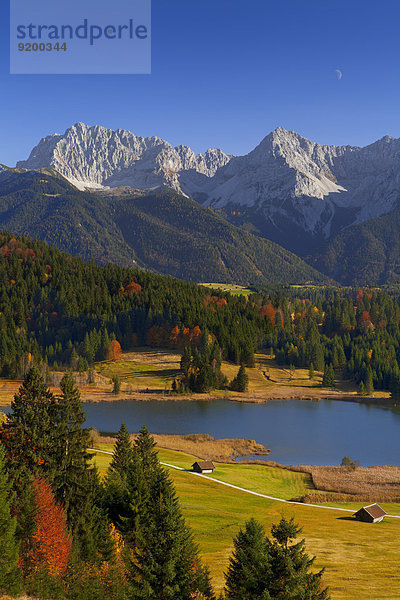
<box><xmin>91</xmin><ymin>443</ymin><xmax>400</xmax><ymax>600</ymax></box>
<box><xmin>0</xmin><ymin>348</ymin><xmax>391</xmax><ymax>405</ymax></box>
<box><xmin>295</xmin><ymin>464</ymin><xmax>400</xmax><ymax>503</ymax></box>
<box><xmin>149</xmin><ymin>433</ymin><xmax>269</xmax><ymax>462</ymax></box>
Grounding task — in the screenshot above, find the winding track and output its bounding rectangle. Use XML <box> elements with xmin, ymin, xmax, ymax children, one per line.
<box><xmin>91</xmin><ymin>449</ymin><xmax>400</xmax><ymax>519</ymax></box>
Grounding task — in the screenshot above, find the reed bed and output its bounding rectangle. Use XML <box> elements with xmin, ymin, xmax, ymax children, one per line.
<box><xmin>296</xmin><ymin>464</ymin><xmax>400</xmax><ymax>496</ymax></box>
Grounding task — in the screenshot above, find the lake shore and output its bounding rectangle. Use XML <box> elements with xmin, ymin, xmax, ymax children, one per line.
<box><xmin>0</xmin><ymin>378</ymin><xmax>395</xmax><ymax>408</ymax></box>
<box><xmin>95</xmin><ymin>432</ymin><xmax>270</xmax><ymax>463</ymax></box>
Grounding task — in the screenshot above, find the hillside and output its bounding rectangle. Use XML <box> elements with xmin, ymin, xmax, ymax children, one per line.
<box><xmin>0</xmin><ymin>168</ymin><xmax>327</xmax><ymax>285</ymax></box>
<box><xmin>311</xmin><ymin>204</ymin><xmax>400</xmax><ymax>285</ymax></box>
<box><xmin>92</xmin><ymin>444</ymin><xmax>400</xmax><ymax>600</ymax></box>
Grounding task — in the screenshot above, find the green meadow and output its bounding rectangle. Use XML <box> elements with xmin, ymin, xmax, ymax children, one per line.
<box><xmin>92</xmin><ymin>445</ymin><xmax>400</xmax><ymax>600</ymax></box>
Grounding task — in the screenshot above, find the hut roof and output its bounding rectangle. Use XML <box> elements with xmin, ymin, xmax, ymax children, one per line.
<box><xmin>354</xmin><ymin>503</ymin><xmax>387</xmax><ymax>519</ymax></box>
<box><xmin>192</xmin><ymin>461</ymin><xmax>215</xmax><ymax>470</ymax></box>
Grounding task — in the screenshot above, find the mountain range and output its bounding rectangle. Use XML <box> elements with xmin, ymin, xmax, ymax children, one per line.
<box><xmin>8</xmin><ymin>122</ymin><xmax>400</xmax><ymax>285</ymax></box>
<box><xmin>0</xmin><ymin>167</ymin><xmax>324</xmax><ymax>286</ymax></box>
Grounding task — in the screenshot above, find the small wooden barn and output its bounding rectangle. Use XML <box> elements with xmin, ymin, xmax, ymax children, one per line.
<box><xmin>353</xmin><ymin>503</ymin><xmax>387</xmax><ymax>523</ymax></box>
<box><xmin>192</xmin><ymin>461</ymin><xmax>215</xmax><ymax>474</ymax></box>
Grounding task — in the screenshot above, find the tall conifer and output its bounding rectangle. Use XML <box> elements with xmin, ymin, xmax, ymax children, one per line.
<box><xmin>0</xmin><ymin>445</ymin><xmax>21</xmax><ymax>595</ymax></box>
<box><xmin>225</xmin><ymin>518</ymin><xmax>272</xmax><ymax>600</ymax></box>
<box><xmin>53</xmin><ymin>372</ymin><xmax>91</xmax><ymax>521</ymax></box>
<box><xmin>126</xmin><ymin>427</ymin><xmax>214</xmax><ymax>600</ymax></box>
<box><xmin>268</xmin><ymin>517</ymin><xmax>329</xmax><ymax>600</ymax></box>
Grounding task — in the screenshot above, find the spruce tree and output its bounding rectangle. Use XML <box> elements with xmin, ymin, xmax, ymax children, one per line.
<box><xmin>53</xmin><ymin>372</ymin><xmax>92</xmax><ymax>526</ymax></box>
<box><xmin>358</xmin><ymin>381</ymin><xmax>366</xmax><ymax>396</ymax></box>
<box><xmin>103</xmin><ymin>422</ymin><xmax>134</xmax><ymax>530</ymax></box>
<box><xmin>130</xmin><ymin>464</ymin><xmax>212</xmax><ymax>600</ymax></box>
<box><xmin>309</xmin><ymin>362</ymin><xmax>314</xmax><ymax>380</ymax></box>
<box><xmin>322</xmin><ymin>363</ymin><xmax>335</xmax><ymax>388</ymax></box>
<box><xmin>365</xmin><ymin>368</ymin><xmax>374</xmax><ymax>395</ymax></box>
<box><xmin>0</xmin><ymin>445</ymin><xmax>21</xmax><ymax>595</ymax></box>
<box><xmin>231</xmin><ymin>365</ymin><xmax>248</xmax><ymax>392</ymax></box>
<box><xmin>225</xmin><ymin>518</ymin><xmax>272</xmax><ymax>600</ymax></box>
<box><xmin>134</xmin><ymin>425</ymin><xmax>160</xmax><ymax>476</ymax></box>
<box><xmin>268</xmin><ymin>517</ymin><xmax>329</xmax><ymax>600</ymax></box>
<box><xmin>112</xmin><ymin>375</ymin><xmax>121</xmax><ymax>395</ymax></box>
<box><xmin>126</xmin><ymin>427</ymin><xmax>214</xmax><ymax>600</ymax></box>
<box><xmin>2</xmin><ymin>367</ymin><xmax>58</xmax><ymax>482</ymax></box>
<box><xmin>109</xmin><ymin>422</ymin><xmax>133</xmax><ymax>479</ymax></box>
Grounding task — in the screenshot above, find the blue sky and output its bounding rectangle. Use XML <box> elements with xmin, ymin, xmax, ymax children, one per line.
<box><xmin>1</xmin><ymin>0</ymin><xmax>400</xmax><ymax>166</ymax></box>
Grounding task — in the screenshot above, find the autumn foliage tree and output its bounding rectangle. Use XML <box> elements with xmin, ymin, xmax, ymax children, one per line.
<box><xmin>28</xmin><ymin>477</ymin><xmax>71</xmax><ymax>577</ymax></box>
<box><xmin>107</xmin><ymin>340</ymin><xmax>122</xmax><ymax>361</ymax></box>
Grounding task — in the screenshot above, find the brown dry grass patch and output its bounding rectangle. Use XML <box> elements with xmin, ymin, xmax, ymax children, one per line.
<box><xmin>95</xmin><ymin>432</ymin><xmax>269</xmax><ymax>462</ymax></box>
<box><xmin>295</xmin><ymin>464</ymin><xmax>400</xmax><ymax>502</ymax></box>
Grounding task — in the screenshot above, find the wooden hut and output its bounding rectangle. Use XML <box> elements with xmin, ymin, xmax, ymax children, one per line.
<box><xmin>353</xmin><ymin>503</ymin><xmax>387</xmax><ymax>523</ymax></box>
<box><xmin>192</xmin><ymin>461</ymin><xmax>215</xmax><ymax>474</ymax></box>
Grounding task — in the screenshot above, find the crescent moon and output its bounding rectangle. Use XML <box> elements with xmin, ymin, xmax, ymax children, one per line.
<box><xmin>336</xmin><ymin>69</ymin><xmax>342</xmax><ymax>80</ymax></box>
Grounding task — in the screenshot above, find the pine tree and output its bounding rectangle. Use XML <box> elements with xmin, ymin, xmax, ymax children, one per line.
<box><xmin>134</xmin><ymin>425</ymin><xmax>160</xmax><ymax>476</ymax></box>
<box><xmin>322</xmin><ymin>363</ymin><xmax>335</xmax><ymax>388</ymax></box>
<box><xmin>126</xmin><ymin>427</ymin><xmax>214</xmax><ymax>600</ymax></box>
<box><xmin>268</xmin><ymin>517</ymin><xmax>329</xmax><ymax>600</ymax></box>
<box><xmin>0</xmin><ymin>445</ymin><xmax>21</xmax><ymax>595</ymax></box>
<box><xmin>358</xmin><ymin>381</ymin><xmax>366</xmax><ymax>396</ymax></box>
<box><xmin>53</xmin><ymin>373</ymin><xmax>92</xmax><ymax>526</ymax></box>
<box><xmin>2</xmin><ymin>367</ymin><xmax>58</xmax><ymax>482</ymax></box>
<box><xmin>225</xmin><ymin>518</ymin><xmax>272</xmax><ymax>600</ymax></box>
<box><xmin>309</xmin><ymin>362</ymin><xmax>315</xmax><ymax>380</ymax></box>
<box><xmin>70</xmin><ymin>466</ymin><xmax>113</xmax><ymax>564</ymax></box>
<box><xmin>365</xmin><ymin>368</ymin><xmax>374</xmax><ymax>395</ymax></box>
<box><xmin>130</xmin><ymin>464</ymin><xmax>211</xmax><ymax>600</ymax></box>
<box><xmin>230</xmin><ymin>365</ymin><xmax>248</xmax><ymax>392</ymax></box>
<box><xmin>103</xmin><ymin>423</ymin><xmax>134</xmax><ymax>530</ymax></box>
<box><xmin>109</xmin><ymin>422</ymin><xmax>133</xmax><ymax>479</ymax></box>
<box><xmin>112</xmin><ymin>375</ymin><xmax>121</xmax><ymax>394</ymax></box>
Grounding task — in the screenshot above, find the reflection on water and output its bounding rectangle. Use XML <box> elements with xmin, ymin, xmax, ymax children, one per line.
<box><xmin>79</xmin><ymin>398</ymin><xmax>400</xmax><ymax>467</ymax></box>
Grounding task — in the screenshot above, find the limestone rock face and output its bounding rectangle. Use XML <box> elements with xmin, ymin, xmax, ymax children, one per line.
<box><xmin>18</xmin><ymin>123</ymin><xmax>400</xmax><ymax>239</ymax></box>
<box><xmin>17</xmin><ymin>122</ymin><xmax>231</xmax><ymax>192</ymax></box>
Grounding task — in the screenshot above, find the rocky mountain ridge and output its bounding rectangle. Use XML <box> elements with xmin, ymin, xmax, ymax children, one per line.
<box><xmin>16</xmin><ymin>123</ymin><xmax>400</xmax><ymax>248</ymax></box>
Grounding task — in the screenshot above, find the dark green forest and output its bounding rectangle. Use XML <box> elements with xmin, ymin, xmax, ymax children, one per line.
<box><xmin>0</xmin><ymin>168</ymin><xmax>325</xmax><ymax>286</ymax></box>
<box><xmin>311</xmin><ymin>205</ymin><xmax>400</xmax><ymax>285</ymax></box>
<box><xmin>2</xmin><ymin>232</ymin><xmax>400</xmax><ymax>396</ymax></box>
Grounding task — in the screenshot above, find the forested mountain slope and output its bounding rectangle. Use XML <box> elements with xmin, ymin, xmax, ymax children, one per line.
<box><xmin>0</xmin><ymin>168</ymin><xmax>327</xmax><ymax>285</ymax></box>
<box><xmin>311</xmin><ymin>203</ymin><xmax>400</xmax><ymax>285</ymax></box>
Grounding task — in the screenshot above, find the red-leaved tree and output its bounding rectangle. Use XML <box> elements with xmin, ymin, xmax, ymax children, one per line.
<box><xmin>106</xmin><ymin>340</ymin><xmax>122</xmax><ymax>361</ymax></box>
<box><xmin>28</xmin><ymin>478</ymin><xmax>71</xmax><ymax>577</ymax></box>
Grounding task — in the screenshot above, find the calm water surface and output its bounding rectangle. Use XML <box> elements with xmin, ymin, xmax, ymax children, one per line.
<box><xmin>81</xmin><ymin>398</ymin><xmax>400</xmax><ymax>466</ymax></box>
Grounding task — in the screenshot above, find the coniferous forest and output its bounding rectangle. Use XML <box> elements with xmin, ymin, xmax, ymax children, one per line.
<box><xmin>0</xmin><ymin>367</ymin><xmax>329</xmax><ymax>599</ymax></box>
<box><xmin>1</xmin><ymin>232</ymin><xmax>400</xmax><ymax>396</ymax></box>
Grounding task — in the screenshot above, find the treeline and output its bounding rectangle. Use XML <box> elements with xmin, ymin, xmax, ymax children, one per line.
<box><xmin>0</xmin><ymin>233</ymin><xmax>260</xmax><ymax>378</ymax></box>
<box><xmin>3</xmin><ymin>232</ymin><xmax>400</xmax><ymax>396</ymax></box>
<box><xmin>0</xmin><ymin>368</ymin><xmax>329</xmax><ymax>600</ymax></box>
<box><xmin>263</xmin><ymin>288</ymin><xmax>400</xmax><ymax>395</ymax></box>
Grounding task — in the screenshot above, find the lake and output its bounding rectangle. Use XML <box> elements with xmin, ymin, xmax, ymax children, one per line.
<box><xmin>80</xmin><ymin>398</ymin><xmax>400</xmax><ymax>466</ymax></box>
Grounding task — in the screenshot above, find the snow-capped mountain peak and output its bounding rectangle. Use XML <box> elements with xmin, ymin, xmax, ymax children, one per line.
<box><xmin>17</xmin><ymin>123</ymin><xmax>400</xmax><ymax>243</ymax></box>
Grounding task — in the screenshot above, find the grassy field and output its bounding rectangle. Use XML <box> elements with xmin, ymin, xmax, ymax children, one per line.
<box><xmin>92</xmin><ymin>445</ymin><xmax>400</xmax><ymax>600</ymax></box>
<box><xmin>0</xmin><ymin>347</ymin><xmax>390</xmax><ymax>406</ymax></box>
<box><xmin>198</xmin><ymin>283</ymin><xmax>254</xmax><ymax>296</ymax></box>
<box><xmin>95</xmin><ymin>348</ymin><xmax>181</xmax><ymax>390</ymax></box>
<box><xmin>92</xmin><ymin>347</ymin><xmax>385</xmax><ymax>402</ymax></box>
